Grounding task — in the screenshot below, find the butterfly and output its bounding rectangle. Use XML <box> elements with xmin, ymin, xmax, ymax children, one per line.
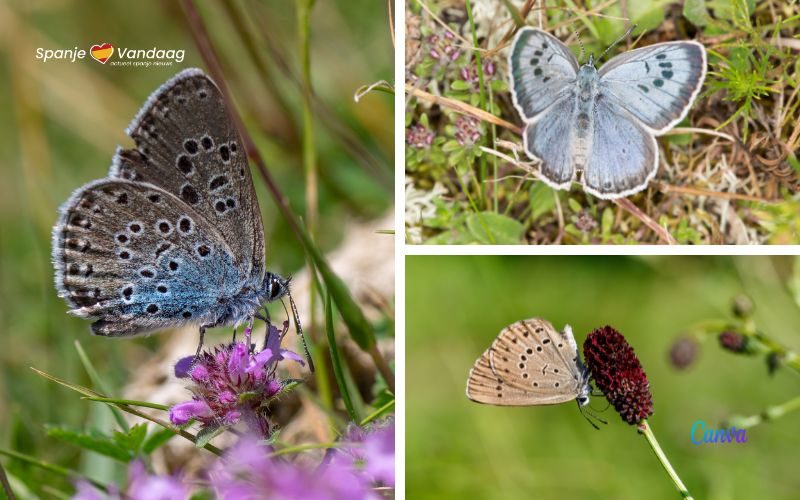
<box><xmin>467</xmin><ymin>318</ymin><xmax>598</xmax><ymax>423</ymax></box>
<box><xmin>52</xmin><ymin>68</ymin><xmax>313</xmax><ymax>369</ymax></box>
<box><xmin>508</xmin><ymin>27</ymin><xmax>707</xmax><ymax>199</ymax></box>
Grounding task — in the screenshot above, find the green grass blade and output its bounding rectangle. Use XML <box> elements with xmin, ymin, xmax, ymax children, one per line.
<box><xmin>74</xmin><ymin>341</ymin><xmax>129</xmax><ymax>432</ymax></box>
<box><xmin>325</xmin><ymin>292</ymin><xmax>360</xmax><ymax>422</ymax></box>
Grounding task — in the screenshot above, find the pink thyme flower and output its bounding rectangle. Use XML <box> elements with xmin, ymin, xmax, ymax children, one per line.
<box><xmin>428</xmin><ymin>30</ymin><xmax>460</xmax><ymax>63</ymax></box>
<box><xmin>210</xmin><ymin>437</ymin><xmax>379</xmax><ymax>500</ymax></box>
<box><xmin>584</xmin><ymin>326</ymin><xmax>654</xmax><ymax>425</ymax></box>
<box><xmin>73</xmin><ymin>461</ymin><xmax>188</xmax><ymax>500</ymax></box>
<box><xmin>406</xmin><ymin>124</ymin><xmax>434</xmax><ymax>149</ymax></box>
<box><xmin>169</xmin><ymin>325</ymin><xmax>303</xmax><ymax>437</ymax></box>
<box><xmin>454</xmin><ymin>116</ymin><xmax>483</xmax><ymax>146</ymax></box>
<box><xmin>346</xmin><ymin>421</ymin><xmax>395</xmax><ymax>487</ymax></box>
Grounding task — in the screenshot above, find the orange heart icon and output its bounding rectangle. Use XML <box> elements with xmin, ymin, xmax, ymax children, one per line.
<box><xmin>90</xmin><ymin>43</ymin><xmax>113</xmax><ymax>64</ymax></box>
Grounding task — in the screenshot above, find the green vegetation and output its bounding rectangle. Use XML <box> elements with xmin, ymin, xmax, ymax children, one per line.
<box><xmin>407</xmin><ymin>255</ymin><xmax>800</xmax><ymax>498</ymax></box>
<box><xmin>405</xmin><ymin>0</ymin><xmax>800</xmax><ymax>244</ymax></box>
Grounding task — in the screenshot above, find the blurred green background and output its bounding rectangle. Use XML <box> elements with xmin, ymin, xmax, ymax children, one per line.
<box><xmin>0</xmin><ymin>0</ymin><xmax>392</xmax><ymax>493</ymax></box>
<box><xmin>407</xmin><ymin>256</ymin><xmax>800</xmax><ymax>499</ymax></box>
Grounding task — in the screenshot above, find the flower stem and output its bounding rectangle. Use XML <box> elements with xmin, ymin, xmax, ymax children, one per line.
<box><xmin>638</xmin><ymin>420</ymin><xmax>693</xmax><ymax>499</ymax></box>
<box><xmin>727</xmin><ymin>393</ymin><xmax>800</xmax><ymax>429</ymax></box>
<box><xmin>0</xmin><ymin>458</ymin><xmax>15</xmax><ymax>500</ymax></box>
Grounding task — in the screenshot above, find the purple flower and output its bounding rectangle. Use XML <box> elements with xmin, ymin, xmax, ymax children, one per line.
<box><xmin>127</xmin><ymin>461</ymin><xmax>190</xmax><ymax>500</ymax></box>
<box><xmin>359</xmin><ymin>422</ymin><xmax>395</xmax><ymax>487</ymax></box>
<box><xmin>169</xmin><ymin>325</ymin><xmax>303</xmax><ymax>437</ymax></box>
<box><xmin>459</xmin><ymin>60</ymin><xmax>497</xmax><ymax>90</ymax></box>
<box><xmin>427</xmin><ymin>30</ymin><xmax>460</xmax><ymax>63</ymax></box>
<box><xmin>73</xmin><ymin>462</ymin><xmax>188</xmax><ymax>500</ymax></box>
<box><xmin>210</xmin><ymin>437</ymin><xmax>378</xmax><ymax>500</ymax></box>
<box><xmin>454</xmin><ymin>116</ymin><xmax>483</xmax><ymax>146</ymax></box>
<box><xmin>406</xmin><ymin>124</ymin><xmax>434</xmax><ymax>149</ymax></box>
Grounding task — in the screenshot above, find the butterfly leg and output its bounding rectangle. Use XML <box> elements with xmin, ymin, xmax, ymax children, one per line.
<box><xmin>195</xmin><ymin>321</ymin><xmax>217</xmax><ymax>358</ymax></box>
<box><xmin>196</xmin><ymin>325</ymin><xmax>206</xmax><ymax>359</ymax></box>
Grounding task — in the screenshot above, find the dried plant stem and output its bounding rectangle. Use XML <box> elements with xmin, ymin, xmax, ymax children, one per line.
<box><xmin>638</xmin><ymin>420</ymin><xmax>693</xmax><ymax>499</ymax></box>
<box><xmin>406</xmin><ymin>84</ymin><xmax>521</xmax><ymax>133</ymax></box>
<box><xmin>0</xmin><ymin>459</ymin><xmax>15</xmax><ymax>500</ymax></box>
<box><xmin>613</xmin><ymin>198</ymin><xmax>677</xmax><ymax>244</ymax></box>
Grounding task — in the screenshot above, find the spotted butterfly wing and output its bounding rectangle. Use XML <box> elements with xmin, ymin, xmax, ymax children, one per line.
<box><xmin>53</xmin><ymin>69</ymin><xmax>264</xmax><ymax>336</ymax></box>
<box><xmin>112</xmin><ymin>68</ymin><xmax>265</xmax><ymax>278</ymax></box>
<box><xmin>53</xmin><ymin>180</ymin><xmax>242</xmax><ymax>335</ymax></box>
<box><xmin>467</xmin><ymin>318</ymin><xmax>590</xmax><ymax>406</ymax></box>
<box><xmin>598</xmin><ymin>41</ymin><xmax>707</xmax><ymax>133</ymax></box>
<box><xmin>508</xmin><ymin>28</ymin><xmax>578</xmax><ymax>121</ymax></box>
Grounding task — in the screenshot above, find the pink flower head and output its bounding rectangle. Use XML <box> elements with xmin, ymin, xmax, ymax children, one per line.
<box><xmin>169</xmin><ymin>325</ymin><xmax>303</xmax><ymax>437</ymax></box>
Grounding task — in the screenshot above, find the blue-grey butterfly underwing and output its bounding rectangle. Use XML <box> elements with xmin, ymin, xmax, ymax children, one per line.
<box><xmin>509</xmin><ymin>28</ymin><xmax>707</xmax><ymax>199</ymax></box>
<box><xmin>52</xmin><ymin>68</ymin><xmax>313</xmax><ymax>370</ymax></box>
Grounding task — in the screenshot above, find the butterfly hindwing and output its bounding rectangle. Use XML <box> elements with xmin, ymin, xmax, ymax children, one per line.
<box><xmin>466</xmin><ymin>350</ymin><xmax>544</xmax><ymax>406</ymax></box>
<box><xmin>599</xmin><ymin>41</ymin><xmax>706</xmax><ymax>133</ymax></box>
<box><xmin>523</xmin><ymin>95</ymin><xmax>578</xmax><ymax>189</ymax></box>
<box><xmin>509</xmin><ymin>28</ymin><xmax>579</xmax><ymax>121</ymax></box>
<box><xmin>582</xmin><ymin>95</ymin><xmax>659</xmax><ymax>198</ymax></box>
<box><xmin>111</xmin><ymin>69</ymin><xmax>265</xmax><ymax>278</ymax></box>
<box><xmin>53</xmin><ymin>179</ymin><xmax>242</xmax><ymax>336</ymax></box>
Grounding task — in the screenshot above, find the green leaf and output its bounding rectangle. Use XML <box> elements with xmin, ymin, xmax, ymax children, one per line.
<box><xmin>113</xmin><ymin>424</ymin><xmax>148</xmax><ymax>455</ymax></box>
<box><xmin>442</xmin><ymin>140</ymin><xmax>461</xmax><ymax>153</ymax></box>
<box><xmin>45</xmin><ymin>425</ymin><xmax>133</xmax><ymax>462</ymax></box>
<box><xmin>195</xmin><ymin>425</ymin><xmax>227</xmax><ymax>449</ymax></box>
<box><xmin>466</xmin><ymin>212</ymin><xmax>524</xmax><ymax>244</ymax></box>
<box><xmin>528</xmin><ymin>183</ymin><xmax>556</xmax><ymax>222</ymax></box>
<box><xmin>142</xmin><ymin>427</ymin><xmax>177</xmax><ymax>454</ymax></box>
<box><xmin>450</xmin><ymin>80</ymin><xmax>471</xmax><ymax>91</ymax></box>
<box><xmin>490</xmin><ymin>79</ymin><xmax>508</xmax><ymax>92</ymax></box>
<box><xmin>567</xmin><ymin>198</ymin><xmax>582</xmax><ymax>213</ymax></box>
<box><xmin>683</xmin><ymin>0</ymin><xmax>712</xmax><ymax>27</ymax></box>
<box><xmin>601</xmin><ymin>207</ymin><xmax>615</xmax><ymax>236</ymax></box>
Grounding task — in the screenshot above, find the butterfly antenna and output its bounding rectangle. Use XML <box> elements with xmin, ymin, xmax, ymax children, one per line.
<box><xmin>598</xmin><ymin>24</ymin><xmax>637</xmax><ymax>62</ymax></box>
<box><xmin>286</xmin><ymin>288</ymin><xmax>315</xmax><ymax>372</ymax></box>
<box><xmin>571</xmin><ymin>22</ymin><xmax>586</xmax><ymax>62</ymax></box>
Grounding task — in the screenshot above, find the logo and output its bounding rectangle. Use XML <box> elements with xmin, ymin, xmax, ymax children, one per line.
<box><xmin>36</xmin><ymin>43</ymin><xmax>184</xmax><ymax>67</ymax></box>
<box><xmin>690</xmin><ymin>420</ymin><xmax>748</xmax><ymax>445</ymax></box>
<box><xmin>90</xmin><ymin>43</ymin><xmax>114</xmax><ymax>64</ymax></box>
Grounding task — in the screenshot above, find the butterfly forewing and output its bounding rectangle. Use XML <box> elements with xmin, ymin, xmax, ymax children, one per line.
<box><xmin>489</xmin><ymin>319</ymin><xmax>582</xmax><ymax>402</ymax></box>
<box><xmin>509</xmin><ymin>28</ymin><xmax>578</xmax><ymax>121</ymax></box>
<box><xmin>54</xmin><ymin>179</ymin><xmax>241</xmax><ymax>336</ymax></box>
<box><xmin>112</xmin><ymin>69</ymin><xmax>265</xmax><ymax>278</ymax></box>
<box><xmin>599</xmin><ymin>42</ymin><xmax>706</xmax><ymax>133</ymax></box>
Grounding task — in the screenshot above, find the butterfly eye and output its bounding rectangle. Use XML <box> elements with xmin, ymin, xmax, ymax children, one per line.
<box><xmin>269</xmin><ymin>277</ymin><xmax>285</xmax><ymax>301</ymax></box>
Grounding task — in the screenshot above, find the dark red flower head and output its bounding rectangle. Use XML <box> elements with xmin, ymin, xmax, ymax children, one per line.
<box><xmin>584</xmin><ymin>326</ymin><xmax>654</xmax><ymax>425</ymax></box>
<box><xmin>718</xmin><ymin>331</ymin><xmax>748</xmax><ymax>353</ymax></box>
<box><xmin>669</xmin><ymin>336</ymin><xmax>698</xmax><ymax>370</ymax></box>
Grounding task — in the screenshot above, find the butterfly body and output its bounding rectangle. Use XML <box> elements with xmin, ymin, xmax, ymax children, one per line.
<box><xmin>52</xmin><ymin>69</ymin><xmax>290</xmax><ymax>339</ymax></box>
<box><xmin>509</xmin><ymin>28</ymin><xmax>707</xmax><ymax>198</ymax></box>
